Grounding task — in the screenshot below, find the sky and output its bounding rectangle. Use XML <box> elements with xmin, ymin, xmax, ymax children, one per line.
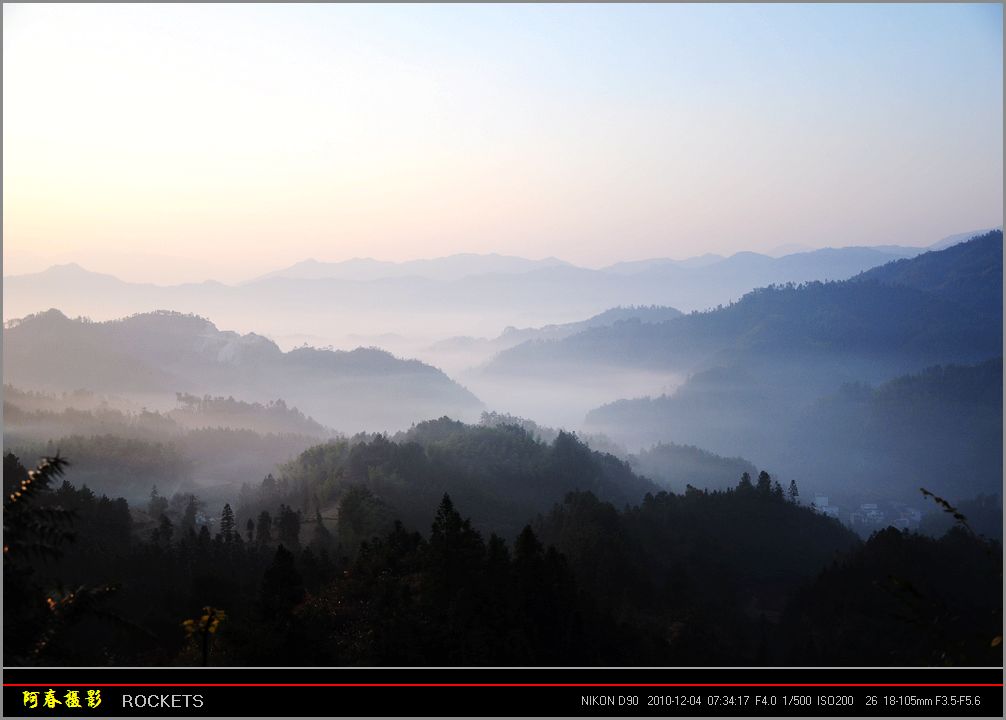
<box><xmin>3</xmin><ymin>3</ymin><xmax>1003</xmax><ymax>284</ymax></box>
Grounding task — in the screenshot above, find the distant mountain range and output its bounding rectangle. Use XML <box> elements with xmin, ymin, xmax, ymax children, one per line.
<box><xmin>3</xmin><ymin>310</ymin><xmax>483</xmax><ymax>432</ymax></box>
<box><xmin>249</xmin><ymin>228</ymin><xmax>989</xmax><ymax>284</ymax></box>
<box><xmin>5</xmin><ymin>229</ymin><xmax>996</xmax><ymax>352</ymax></box>
<box><xmin>486</xmin><ymin>230</ymin><xmax>1003</xmax><ymax>379</ymax></box>
<box><xmin>250</xmin><ymin>253</ymin><xmax>573</xmax><ymax>283</ymax></box>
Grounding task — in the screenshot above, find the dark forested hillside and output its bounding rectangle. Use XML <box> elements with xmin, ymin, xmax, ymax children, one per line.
<box><xmin>854</xmin><ymin>229</ymin><xmax>1002</xmax><ymax>319</ymax></box>
<box><xmin>780</xmin><ymin>526</ymin><xmax>1002</xmax><ymax>666</ymax></box>
<box><xmin>269</xmin><ymin>419</ymin><xmax>656</xmax><ymax>540</ymax></box>
<box><xmin>3</xmin><ymin>310</ymin><xmax>483</xmax><ymax>431</ymax></box>
<box><xmin>5</xmin><ymin>441</ymin><xmax>998</xmax><ymax>667</ymax></box>
<box><xmin>534</xmin><ymin>485</ymin><xmax>860</xmax><ymax>662</ymax></box>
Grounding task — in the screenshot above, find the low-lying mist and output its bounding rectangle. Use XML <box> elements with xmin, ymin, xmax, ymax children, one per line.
<box><xmin>461</xmin><ymin>368</ymin><xmax>684</xmax><ymax>432</ymax></box>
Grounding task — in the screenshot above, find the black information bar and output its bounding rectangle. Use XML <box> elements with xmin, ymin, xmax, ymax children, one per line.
<box><xmin>3</xmin><ymin>668</ymin><xmax>1002</xmax><ymax>717</ymax></box>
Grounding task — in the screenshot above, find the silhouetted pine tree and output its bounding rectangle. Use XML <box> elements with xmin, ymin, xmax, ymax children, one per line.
<box><xmin>220</xmin><ymin>504</ymin><xmax>235</xmax><ymax>542</ymax></box>
<box><xmin>256</xmin><ymin>511</ymin><xmax>272</xmax><ymax>545</ymax></box>
<box><xmin>260</xmin><ymin>545</ymin><xmax>304</xmax><ymax>621</ymax></box>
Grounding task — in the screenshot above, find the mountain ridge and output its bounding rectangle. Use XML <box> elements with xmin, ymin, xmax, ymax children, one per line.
<box><xmin>3</xmin><ymin>309</ymin><xmax>484</xmax><ymax>433</ymax></box>
<box><xmin>485</xmin><ymin>231</ymin><xmax>1003</xmax><ymax>379</ymax></box>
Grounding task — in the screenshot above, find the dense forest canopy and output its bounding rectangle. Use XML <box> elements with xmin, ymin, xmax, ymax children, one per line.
<box><xmin>5</xmin><ymin>449</ymin><xmax>999</xmax><ymax>667</ymax></box>
<box><xmin>265</xmin><ymin>419</ymin><xmax>656</xmax><ymax>540</ymax></box>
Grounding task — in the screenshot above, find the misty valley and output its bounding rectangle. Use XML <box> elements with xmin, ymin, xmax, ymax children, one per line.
<box><xmin>3</xmin><ymin>231</ymin><xmax>1002</xmax><ymax>667</ymax></box>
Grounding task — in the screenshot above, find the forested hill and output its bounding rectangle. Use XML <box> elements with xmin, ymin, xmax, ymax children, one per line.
<box><xmin>492</xmin><ymin>305</ymin><xmax>684</xmax><ymax>346</ymax></box>
<box><xmin>853</xmin><ymin>229</ymin><xmax>1002</xmax><ymax>318</ymax></box>
<box><xmin>428</xmin><ymin>305</ymin><xmax>683</xmax><ymax>364</ymax></box>
<box><xmin>787</xmin><ymin>358</ymin><xmax>1003</xmax><ymax>500</ymax></box>
<box><xmin>6</xmin><ymin>447</ymin><xmax>997</xmax><ymax>666</ymax></box>
<box><xmin>266</xmin><ymin>418</ymin><xmax>658</xmax><ymax>539</ymax></box>
<box><xmin>486</xmin><ymin>231</ymin><xmax>1003</xmax><ymax>377</ymax></box>
<box><xmin>587</xmin><ymin>358</ymin><xmax>1003</xmax><ymax>504</ymax></box>
<box><xmin>3</xmin><ymin>309</ymin><xmax>483</xmax><ymax>431</ymax></box>
<box><xmin>3</xmin><ymin>387</ymin><xmax>338</xmax><ymax>503</ymax></box>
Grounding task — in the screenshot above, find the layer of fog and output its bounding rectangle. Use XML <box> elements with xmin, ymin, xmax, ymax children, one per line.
<box><xmin>459</xmin><ymin>368</ymin><xmax>684</xmax><ymax>432</ymax></box>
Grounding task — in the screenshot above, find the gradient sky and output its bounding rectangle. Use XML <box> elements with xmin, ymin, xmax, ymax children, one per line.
<box><xmin>3</xmin><ymin>3</ymin><xmax>1003</xmax><ymax>284</ymax></box>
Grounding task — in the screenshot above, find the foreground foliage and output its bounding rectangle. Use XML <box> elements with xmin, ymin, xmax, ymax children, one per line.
<box><xmin>3</xmin><ymin>445</ymin><xmax>999</xmax><ymax>666</ymax></box>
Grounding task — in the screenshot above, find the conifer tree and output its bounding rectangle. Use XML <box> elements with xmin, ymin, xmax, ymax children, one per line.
<box><xmin>220</xmin><ymin>503</ymin><xmax>235</xmax><ymax>542</ymax></box>
<box><xmin>256</xmin><ymin>510</ymin><xmax>273</xmax><ymax>544</ymax></box>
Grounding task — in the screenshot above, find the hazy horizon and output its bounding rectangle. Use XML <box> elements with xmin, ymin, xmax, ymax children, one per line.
<box><xmin>4</xmin><ymin>3</ymin><xmax>1002</xmax><ymax>284</ymax></box>
<box><xmin>3</xmin><ymin>224</ymin><xmax>999</xmax><ymax>288</ymax></box>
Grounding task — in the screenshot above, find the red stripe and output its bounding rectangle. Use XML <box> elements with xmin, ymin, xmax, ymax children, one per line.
<box><xmin>4</xmin><ymin>682</ymin><xmax>1003</xmax><ymax>688</ymax></box>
